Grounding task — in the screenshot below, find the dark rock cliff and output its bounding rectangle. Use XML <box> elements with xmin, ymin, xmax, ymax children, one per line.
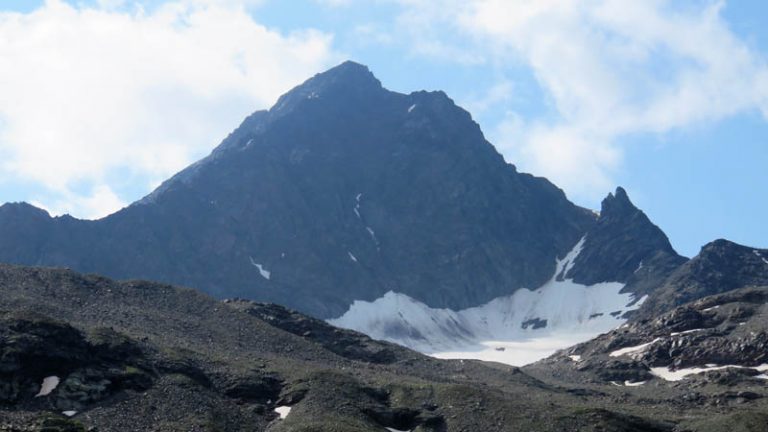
<box><xmin>0</xmin><ymin>61</ymin><xmax>596</xmax><ymax>318</ymax></box>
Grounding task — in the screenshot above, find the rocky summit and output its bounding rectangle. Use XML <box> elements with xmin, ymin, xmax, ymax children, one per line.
<box><xmin>563</xmin><ymin>187</ymin><xmax>686</xmax><ymax>294</ymax></box>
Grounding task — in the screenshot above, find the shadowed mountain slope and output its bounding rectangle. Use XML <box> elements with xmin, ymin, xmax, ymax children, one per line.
<box><xmin>0</xmin><ymin>61</ymin><xmax>598</xmax><ymax>318</ymax></box>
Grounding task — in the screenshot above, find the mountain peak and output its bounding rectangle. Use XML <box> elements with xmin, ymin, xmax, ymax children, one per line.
<box><xmin>307</xmin><ymin>60</ymin><xmax>381</xmax><ymax>89</ymax></box>
<box><xmin>700</xmin><ymin>238</ymin><xmax>744</xmax><ymax>253</ymax></box>
<box><xmin>633</xmin><ymin>238</ymin><xmax>768</xmax><ymax>320</ymax></box>
<box><xmin>613</xmin><ymin>186</ymin><xmax>629</xmax><ymax>200</ymax></box>
<box><xmin>326</xmin><ymin>60</ymin><xmax>375</xmax><ymax>76</ymax></box>
<box><xmin>271</xmin><ymin>60</ymin><xmax>383</xmax><ymax>114</ymax></box>
<box><xmin>0</xmin><ymin>201</ymin><xmax>51</xmax><ymax>219</ymax></box>
<box><xmin>601</xmin><ymin>186</ymin><xmax>634</xmax><ymax>216</ymax></box>
<box><xmin>0</xmin><ymin>61</ymin><xmax>596</xmax><ymax>318</ymax></box>
<box><xmin>565</xmin><ymin>186</ymin><xmax>684</xmax><ymax>285</ymax></box>
<box><xmin>697</xmin><ymin>238</ymin><xmax>767</xmax><ymax>261</ymax></box>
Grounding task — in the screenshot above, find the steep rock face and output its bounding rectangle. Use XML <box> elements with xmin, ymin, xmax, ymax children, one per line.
<box><xmin>564</xmin><ymin>187</ymin><xmax>687</xmax><ymax>295</ymax></box>
<box><xmin>0</xmin><ymin>61</ymin><xmax>595</xmax><ymax>318</ymax></box>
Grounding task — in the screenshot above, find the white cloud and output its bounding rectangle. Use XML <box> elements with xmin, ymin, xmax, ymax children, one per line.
<box><xmin>352</xmin><ymin>23</ymin><xmax>395</xmax><ymax>46</ymax></box>
<box><xmin>394</xmin><ymin>1</ymin><xmax>485</xmax><ymax>65</ymax></box>
<box><xmin>96</xmin><ymin>0</ymin><xmax>127</xmax><ymax>9</ymax></box>
<box><xmin>34</xmin><ymin>185</ymin><xmax>127</xmax><ymax>220</ymax></box>
<box><xmin>393</xmin><ymin>0</ymin><xmax>768</xmax><ymax>201</ymax></box>
<box><xmin>313</xmin><ymin>0</ymin><xmax>353</xmax><ymax>6</ymax></box>
<box><xmin>0</xmin><ymin>0</ymin><xmax>336</xmax><ymax>219</ymax></box>
<box><xmin>462</xmin><ymin>80</ymin><xmax>514</xmax><ymax>115</ymax></box>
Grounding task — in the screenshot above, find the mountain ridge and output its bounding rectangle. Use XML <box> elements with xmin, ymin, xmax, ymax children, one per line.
<box><xmin>0</xmin><ymin>60</ymin><xmax>599</xmax><ymax>319</ymax></box>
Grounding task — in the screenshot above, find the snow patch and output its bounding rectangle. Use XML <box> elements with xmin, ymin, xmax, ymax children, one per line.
<box><xmin>650</xmin><ymin>364</ymin><xmax>768</xmax><ymax>381</ymax></box>
<box><xmin>634</xmin><ymin>261</ymin><xmax>644</xmax><ymax>273</ymax></box>
<box><xmin>754</xmin><ymin>250</ymin><xmax>768</xmax><ymax>265</ymax></box>
<box><xmin>249</xmin><ymin>257</ymin><xmax>271</xmax><ymax>280</ymax></box>
<box><xmin>670</xmin><ymin>329</ymin><xmax>704</xmax><ymax>336</ymax></box>
<box><xmin>62</xmin><ymin>411</ymin><xmax>77</xmax><ymax>417</ymax></box>
<box><xmin>354</xmin><ymin>193</ymin><xmax>362</xmax><ymax>219</ymax></box>
<box><xmin>703</xmin><ymin>305</ymin><xmax>720</xmax><ymax>312</ymax></box>
<box><xmin>274</xmin><ymin>406</ymin><xmax>292</xmax><ymax>419</ymax></box>
<box><xmin>560</xmin><ymin>237</ymin><xmax>585</xmax><ymax>276</ymax></box>
<box><xmin>568</xmin><ymin>355</ymin><xmax>582</xmax><ymax>362</ymax></box>
<box><xmin>633</xmin><ymin>294</ymin><xmax>649</xmax><ymax>307</ymax></box>
<box><xmin>387</xmin><ymin>428</ymin><xmax>411</xmax><ymax>432</ymax></box>
<box><xmin>624</xmin><ymin>380</ymin><xmax>646</xmax><ymax>386</ymax></box>
<box><xmin>35</xmin><ymin>376</ymin><xmax>60</xmax><ymax>397</ymax></box>
<box><xmin>407</xmin><ymin>104</ymin><xmax>416</xmax><ymax>113</ymax></box>
<box><xmin>348</xmin><ymin>251</ymin><xmax>358</xmax><ymax>262</ymax></box>
<box><xmin>610</xmin><ymin>338</ymin><xmax>662</xmax><ymax>358</ymax></box>
<box><xmin>330</xmin><ymin>237</ymin><xmax>643</xmax><ymax>366</ymax></box>
<box><xmin>432</xmin><ymin>337</ymin><xmax>600</xmax><ymax>367</ymax></box>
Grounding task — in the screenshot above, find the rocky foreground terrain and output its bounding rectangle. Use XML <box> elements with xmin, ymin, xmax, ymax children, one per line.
<box><xmin>524</xmin><ymin>283</ymin><xmax>768</xmax><ymax>432</ymax></box>
<box><xmin>1</xmin><ymin>264</ymin><xmax>768</xmax><ymax>431</ymax></box>
<box><xmin>525</xmin><ymin>241</ymin><xmax>768</xmax><ymax>432</ymax></box>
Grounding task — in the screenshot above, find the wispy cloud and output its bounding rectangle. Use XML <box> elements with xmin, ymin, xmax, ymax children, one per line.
<box><xmin>392</xmin><ymin>0</ymin><xmax>768</xmax><ymax>200</ymax></box>
<box><xmin>352</xmin><ymin>23</ymin><xmax>395</xmax><ymax>46</ymax></box>
<box><xmin>32</xmin><ymin>185</ymin><xmax>127</xmax><ymax>221</ymax></box>
<box><xmin>462</xmin><ymin>80</ymin><xmax>514</xmax><ymax>115</ymax></box>
<box><xmin>0</xmin><ymin>0</ymin><xmax>336</xmax><ymax>219</ymax></box>
<box><xmin>313</xmin><ymin>0</ymin><xmax>353</xmax><ymax>6</ymax></box>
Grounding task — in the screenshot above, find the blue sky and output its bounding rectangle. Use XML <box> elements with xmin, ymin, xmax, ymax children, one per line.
<box><xmin>0</xmin><ymin>0</ymin><xmax>766</xmax><ymax>257</ymax></box>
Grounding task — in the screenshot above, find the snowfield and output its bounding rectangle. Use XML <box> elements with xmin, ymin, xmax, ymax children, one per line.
<box><xmin>330</xmin><ymin>237</ymin><xmax>647</xmax><ymax>366</ymax></box>
<box><xmin>274</xmin><ymin>406</ymin><xmax>292</xmax><ymax>419</ymax></box>
<box><xmin>248</xmin><ymin>257</ymin><xmax>271</xmax><ymax>280</ymax></box>
<box><xmin>650</xmin><ymin>364</ymin><xmax>768</xmax><ymax>381</ymax></box>
<box><xmin>609</xmin><ymin>338</ymin><xmax>662</xmax><ymax>358</ymax></box>
<box><xmin>35</xmin><ymin>376</ymin><xmax>60</xmax><ymax>397</ymax></box>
